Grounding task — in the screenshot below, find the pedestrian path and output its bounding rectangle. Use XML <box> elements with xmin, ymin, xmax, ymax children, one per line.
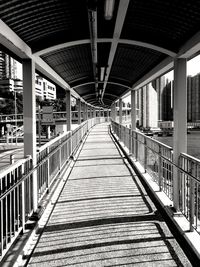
<box><xmin>27</xmin><ymin>123</ymin><xmax>192</xmax><ymax>266</ymax></box>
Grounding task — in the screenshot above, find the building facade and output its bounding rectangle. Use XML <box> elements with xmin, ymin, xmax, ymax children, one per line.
<box><xmin>0</xmin><ymin>51</ymin><xmax>56</xmax><ymax>100</ymax></box>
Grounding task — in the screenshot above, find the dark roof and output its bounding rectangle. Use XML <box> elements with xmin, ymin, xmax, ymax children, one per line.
<box><xmin>0</xmin><ymin>0</ymin><xmax>200</xmax><ymax>107</ymax></box>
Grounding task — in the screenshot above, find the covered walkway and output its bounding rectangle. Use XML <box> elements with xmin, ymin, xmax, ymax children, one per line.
<box><xmin>26</xmin><ymin>123</ymin><xmax>191</xmax><ymax>266</ymax></box>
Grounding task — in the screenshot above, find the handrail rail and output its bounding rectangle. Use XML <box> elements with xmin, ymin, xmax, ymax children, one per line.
<box><xmin>0</xmin><ymin>116</ymin><xmax>109</xmax><ymax>260</ymax></box>
<box><xmin>111</xmin><ymin>120</ymin><xmax>200</xmax><ymax>233</ymax></box>
<box><xmin>0</xmin><ymin>156</ymin><xmax>30</xmax><ymax>179</ymax></box>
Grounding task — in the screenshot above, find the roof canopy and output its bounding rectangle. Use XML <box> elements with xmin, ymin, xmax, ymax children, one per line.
<box><xmin>1</xmin><ymin>0</ymin><xmax>200</xmax><ymax>107</ymax></box>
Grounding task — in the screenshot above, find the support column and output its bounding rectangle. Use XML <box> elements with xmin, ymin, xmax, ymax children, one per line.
<box><xmin>173</xmin><ymin>58</ymin><xmax>187</xmax><ymax>211</ymax></box>
<box><xmin>23</xmin><ymin>59</ymin><xmax>37</xmax><ymax>212</ymax></box>
<box><xmin>77</xmin><ymin>99</ymin><xmax>81</xmax><ymax>125</ymax></box>
<box><xmin>82</xmin><ymin>103</ymin><xmax>85</xmax><ymax>121</ymax></box>
<box><xmin>66</xmin><ymin>90</ymin><xmax>71</xmax><ymax>131</ymax></box>
<box><xmin>119</xmin><ymin>98</ymin><xmax>123</xmax><ymax>124</ymax></box>
<box><xmin>85</xmin><ymin>104</ymin><xmax>88</xmax><ymax>120</ymax></box>
<box><xmin>143</xmin><ymin>86</ymin><xmax>147</xmax><ymax>128</ymax></box>
<box><xmin>131</xmin><ymin>90</ymin><xmax>136</xmax><ymax>131</ymax></box>
<box><xmin>111</xmin><ymin>105</ymin><xmax>114</xmax><ymax>120</ymax></box>
<box><xmin>113</xmin><ymin>103</ymin><xmax>116</xmax><ymax>121</ymax></box>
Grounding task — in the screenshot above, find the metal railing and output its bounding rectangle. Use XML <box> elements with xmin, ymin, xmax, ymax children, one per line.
<box><xmin>0</xmin><ymin>117</ymin><xmax>107</xmax><ymax>260</ymax></box>
<box><xmin>179</xmin><ymin>153</ymin><xmax>200</xmax><ymax>231</ymax></box>
<box><xmin>111</xmin><ymin>120</ymin><xmax>200</xmax><ymax>233</ymax></box>
<box><xmin>0</xmin><ymin>111</ymin><xmax>101</xmax><ymax>123</ymax></box>
<box><xmin>0</xmin><ymin>156</ymin><xmax>32</xmax><ymax>260</ymax></box>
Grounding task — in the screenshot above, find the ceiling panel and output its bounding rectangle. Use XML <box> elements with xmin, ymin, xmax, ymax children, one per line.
<box><xmin>41</xmin><ymin>44</ymin><xmax>93</xmax><ymax>87</ymax></box>
<box><xmin>121</xmin><ymin>0</ymin><xmax>200</xmax><ymax>52</ymax></box>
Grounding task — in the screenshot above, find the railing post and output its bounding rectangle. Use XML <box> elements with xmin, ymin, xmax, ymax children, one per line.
<box><xmin>128</xmin><ymin>128</ymin><xmax>131</xmax><ymax>152</ymax></box>
<box><xmin>21</xmin><ymin>161</ymin><xmax>25</xmax><ymax>232</ymax></box>
<box><xmin>10</xmin><ymin>154</ymin><xmax>14</xmax><ymax>164</ymax></box>
<box><xmin>69</xmin><ymin>131</ymin><xmax>73</xmax><ymax>156</ymax></box>
<box><xmin>158</xmin><ymin>145</ymin><xmax>162</xmax><ymax>190</ymax></box>
<box><xmin>144</xmin><ymin>138</ymin><xmax>147</xmax><ymax>171</ymax></box>
<box><xmin>135</xmin><ymin>132</ymin><xmax>138</xmax><ymax>161</ymax></box>
<box><xmin>189</xmin><ymin>161</ymin><xmax>195</xmax><ymax>231</ymax></box>
<box><xmin>47</xmin><ymin>147</ymin><xmax>50</xmax><ymax>189</ymax></box>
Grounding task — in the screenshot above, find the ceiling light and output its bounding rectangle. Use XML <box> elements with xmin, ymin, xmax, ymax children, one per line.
<box><xmin>100</xmin><ymin>67</ymin><xmax>105</xmax><ymax>81</ymax></box>
<box><xmin>104</xmin><ymin>0</ymin><xmax>115</xmax><ymax>20</ymax></box>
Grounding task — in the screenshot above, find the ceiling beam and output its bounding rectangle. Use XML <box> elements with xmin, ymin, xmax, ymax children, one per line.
<box><xmin>178</xmin><ymin>30</ymin><xmax>200</xmax><ymax>58</ymax></box>
<box><xmin>72</xmin><ymin>81</ymin><xmax>132</xmax><ymax>91</ymax></box>
<box><xmin>0</xmin><ymin>19</ymin><xmax>32</xmax><ymax>59</ymax></box>
<box><xmin>34</xmin><ymin>38</ymin><xmax>176</xmax><ymax>57</ymax></box>
<box><xmin>0</xmin><ymin>19</ymin><xmax>84</xmax><ymax>101</ymax></box>
<box><xmin>82</xmin><ymin>92</ymin><xmax>118</xmax><ymax>99</ymax></box>
<box><xmin>101</xmin><ymin>0</ymin><xmax>130</xmax><ymax>101</ymax></box>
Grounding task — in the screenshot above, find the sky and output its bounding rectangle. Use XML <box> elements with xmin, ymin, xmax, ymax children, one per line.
<box><xmin>165</xmin><ymin>54</ymin><xmax>200</xmax><ymax>81</ymax></box>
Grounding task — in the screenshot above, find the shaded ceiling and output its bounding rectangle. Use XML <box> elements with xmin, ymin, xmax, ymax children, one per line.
<box><xmin>0</xmin><ymin>0</ymin><xmax>200</xmax><ymax>107</ymax></box>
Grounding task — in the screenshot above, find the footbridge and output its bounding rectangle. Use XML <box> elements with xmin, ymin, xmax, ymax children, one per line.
<box><xmin>1</xmin><ymin>0</ymin><xmax>200</xmax><ymax>266</ymax></box>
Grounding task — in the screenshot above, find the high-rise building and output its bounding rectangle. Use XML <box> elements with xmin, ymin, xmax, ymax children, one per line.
<box><xmin>0</xmin><ymin>51</ymin><xmax>17</xmax><ymax>80</ymax></box>
<box><xmin>187</xmin><ymin>73</ymin><xmax>200</xmax><ymax>122</ymax></box>
<box><xmin>0</xmin><ymin>51</ymin><xmax>56</xmax><ymax>100</ymax></box>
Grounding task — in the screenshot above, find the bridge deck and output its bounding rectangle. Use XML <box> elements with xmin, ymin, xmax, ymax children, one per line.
<box><xmin>27</xmin><ymin>123</ymin><xmax>191</xmax><ymax>266</ymax></box>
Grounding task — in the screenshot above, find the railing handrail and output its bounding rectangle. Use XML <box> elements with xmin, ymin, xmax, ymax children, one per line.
<box><xmin>111</xmin><ymin>120</ymin><xmax>200</xmax><ymax>234</ymax></box>
<box><xmin>0</xmin><ymin>155</ymin><xmax>31</xmax><ymax>179</ymax></box>
<box><xmin>37</xmin><ymin>130</ymin><xmax>70</xmax><ymax>153</ymax></box>
<box><xmin>180</xmin><ymin>152</ymin><xmax>200</xmax><ymax>164</ymax></box>
<box><xmin>132</xmin><ymin>127</ymin><xmax>173</xmax><ymax>150</ymax></box>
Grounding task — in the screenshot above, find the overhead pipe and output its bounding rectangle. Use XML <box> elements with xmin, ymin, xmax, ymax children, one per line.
<box><xmin>88</xmin><ymin>6</ymin><xmax>98</xmax><ymax>99</ymax></box>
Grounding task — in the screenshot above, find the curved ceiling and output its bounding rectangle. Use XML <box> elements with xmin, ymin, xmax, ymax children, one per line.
<box><xmin>0</xmin><ymin>0</ymin><xmax>200</xmax><ymax>107</ymax></box>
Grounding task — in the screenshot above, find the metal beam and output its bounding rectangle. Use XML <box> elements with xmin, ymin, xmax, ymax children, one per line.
<box><xmin>82</xmin><ymin>92</ymin><xmax>118</xmax><ymax>99</ymax></box>
<box><xmin>101</xmin><ymin>0</ymin><xmax>130</xmax><ymax>100</ymax></box>
<box><xmin>34</xmin><ymin>38</ymin><xmax>176</xmax><ymax>57</ymax></box>
<box><xmin>178</xmin><ymin>30</ymin><xmax>200</xmax><ymax>58</ymax></box>
<box><xmin>73</xmin><ymin>81</ymin><xmax>132</xmax><ymax>91</ymax></box>
<box><xmin>0</xmin><ymin>19</ymin><xmax>32</xmax><ymax>59</ymax></box>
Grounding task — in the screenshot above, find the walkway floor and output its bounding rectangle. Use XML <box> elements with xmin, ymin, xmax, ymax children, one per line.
<box><xmin>27</xmin><ymin>123</ymin><xmax>192</xmax><ymax>266</ymax></box>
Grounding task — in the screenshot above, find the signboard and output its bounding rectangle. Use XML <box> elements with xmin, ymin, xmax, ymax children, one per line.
<box><xmin>42</xmin><ymin>106</ymin><xmax>55</xmax><ymax>125</ymax></box>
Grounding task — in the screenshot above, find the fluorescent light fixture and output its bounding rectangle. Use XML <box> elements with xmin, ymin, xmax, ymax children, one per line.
<box><xmin>104</xmin><ymin>0</ymin><xmax>115</xmax><ymax>20</ymax></box>
<box><xmin>100</xmin><ymin>67</ymin><xmax>105</xmax><ymax>81</ymax></box>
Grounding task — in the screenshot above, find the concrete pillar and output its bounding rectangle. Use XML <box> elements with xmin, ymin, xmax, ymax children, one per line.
<box><xmin>119</xmin><ymin>98</ymin><xmax>123</xmax><ymax>124</ymax></box>
<box><xmin>113</xmin><ymin>103</ymin><xmax>116</xmax><ymax>121</ymax></box>
<box><xmin>131</xmin><ymin>90</ymin><xmax>136</xmax><ymax>131</ymax></box>
<box><xmin>173</xmin><ymin>58</ymin><xmax>187</xmax><ymax>211</ymax></box>
<box><xmin>143</xmin><ymin>86</ymin><xmax>147</xmax><ymax>128</ymax></box>
<box><xmin>111</xmin><ymin>105</ymin><xmax>114</xmax><ymax>120</ymax></box>
<box><xmin>23</xmin><ymin>59</ymin><xmax>37</xmax><ymax>211</ymax></box>
<box><xmin>65</xmin><ymin>90</ymin><xmax>71</xmax><ymax>131</ymax></box>
<box><xmin>77</xmin><ymin>99</ymin><xmax>81</xmax><ymax>124</ymax></box>
<box><xmin>84</xmin><ymin>103</ymin><xmax>87</xmax><ymax>121</ymax></box>
<box><xmin>85</xmin><ymin>104</ymin><xmax>88</xmax><ymax>120</ymax></box>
